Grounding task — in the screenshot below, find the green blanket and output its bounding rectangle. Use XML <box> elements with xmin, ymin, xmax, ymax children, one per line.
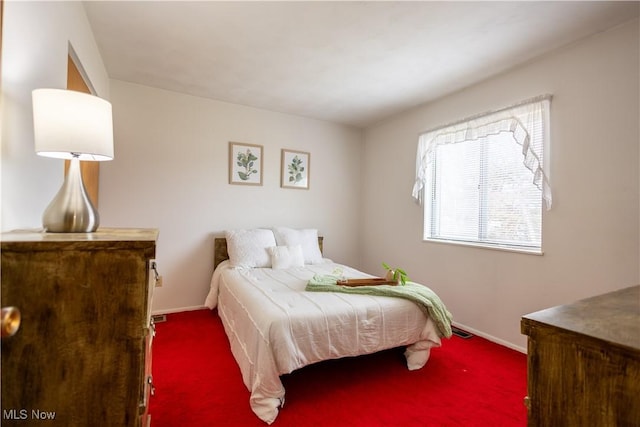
<box><xmin>306</xmin><ymin>275</ymin><xmax>453</xmax><ymax>338</ymax></box>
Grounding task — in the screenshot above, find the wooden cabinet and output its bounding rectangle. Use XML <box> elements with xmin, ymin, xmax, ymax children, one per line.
<box><xmin>1</xmin><ymin>228</ymin><xmax>158</xmax><ymax>426</ymax></box>
<box><xmin>521</xmin><ymin>285</ymin><xmax>640</xmax><ymax>427</ymax></box>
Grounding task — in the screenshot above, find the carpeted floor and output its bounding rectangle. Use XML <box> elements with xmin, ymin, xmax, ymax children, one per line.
<box><xmin>149</xmin><ymin>309</ymin><xmax>527</xmax><ymax>426</ymax></box>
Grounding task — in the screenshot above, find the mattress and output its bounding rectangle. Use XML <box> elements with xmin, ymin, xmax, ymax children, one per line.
<box><xmin>204</xmin><ymin>260</ymin><xmax>444</xmax><ymax>424</ymax></box>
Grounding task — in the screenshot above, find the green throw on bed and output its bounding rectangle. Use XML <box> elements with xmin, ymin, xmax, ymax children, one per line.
<box><xmin>306</xmin><ymin>275</ymin><xmax>453</xmax><ymax>338</ymax></box>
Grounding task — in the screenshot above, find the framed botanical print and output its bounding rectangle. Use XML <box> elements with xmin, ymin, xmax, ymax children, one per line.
<box><xmin>229</xmin><ymin>142</ymin><xmax>263</xmax><ymax>185</ymax></box>
<box><xmin>281</xmin><ymin>149</ymin><xmax>310</xmax><ymax>189</ymax></box>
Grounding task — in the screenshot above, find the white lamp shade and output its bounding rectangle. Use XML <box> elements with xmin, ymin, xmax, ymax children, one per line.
<box><xmin>32</xmin><ymin>88</ymin><xmax>114</xmax><ymax>161</ymax></box>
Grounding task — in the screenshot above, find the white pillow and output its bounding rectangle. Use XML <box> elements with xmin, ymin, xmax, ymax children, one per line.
<box><xmin>273</xmin><ymin>227</ymin><xmax>323</xmax><ymax>264</ymax></box>
<box><xmin>267</xmin><ymin>245</ymin><xmax>305</xmax><ymax>270</ymax></box>
<box><xmin>225</xmin><ymin>229</ymin><xmax>276</xmax><ymax>268</ymax></box>
<box><xmin>288</xmin><ymin>244</ymin><xmax>305</xmax><ymax>267</ymax></box>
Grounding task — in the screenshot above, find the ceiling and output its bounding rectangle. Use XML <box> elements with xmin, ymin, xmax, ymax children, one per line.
<box><xmin>83</xmin><ymin>1</ymin><xmax>639</xmax><ymax>128</ymax></box>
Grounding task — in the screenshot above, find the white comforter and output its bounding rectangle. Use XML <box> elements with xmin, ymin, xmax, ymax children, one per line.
<box><xmin>204</xmin><ymin>260</ymin><xmax>442</xmax><ymax>424</ymax></box>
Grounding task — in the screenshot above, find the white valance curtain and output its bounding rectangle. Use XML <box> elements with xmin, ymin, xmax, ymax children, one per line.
<box><xmin>412</xmin><ymin>95</ymin><xmax>552</xmax><ymax>210</ymax></box>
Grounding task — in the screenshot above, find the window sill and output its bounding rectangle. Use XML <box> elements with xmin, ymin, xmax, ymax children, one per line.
<box><xmin>423</xmin><ymin>238</ymin><xmax>543</xmax><ymax>256</ymax></box>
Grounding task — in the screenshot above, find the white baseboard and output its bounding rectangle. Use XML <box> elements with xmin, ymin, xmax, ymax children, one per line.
<box><xmin>452</xmin><ymin>322</ymin><xmax>527</xmax><ymax>354</ymax></box>
<box><xmin>152</xmin><ymin>305</ymin><xmax>207</xmax><ymax>316</ymax></box>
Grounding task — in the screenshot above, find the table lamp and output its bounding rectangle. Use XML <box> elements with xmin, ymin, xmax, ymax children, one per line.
<box><xmin>32</xmin><ymin>88</ymin><xmax>114</xmax><ymax>232</ymax></box>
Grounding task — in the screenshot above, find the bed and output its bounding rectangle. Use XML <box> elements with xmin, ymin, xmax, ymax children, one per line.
<box><xmin>204</xmin><ymin>228</ymin><xmax>452</xmax><ymax>424</ymax></box>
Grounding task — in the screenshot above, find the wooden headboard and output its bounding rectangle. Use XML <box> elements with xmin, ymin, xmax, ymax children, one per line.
<box><xmin>214</xmin><ymin>236</ymin><xmax>324</xmax><ymax>269</ymax></box>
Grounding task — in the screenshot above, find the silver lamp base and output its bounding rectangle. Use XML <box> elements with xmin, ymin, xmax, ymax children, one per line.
<box><xmin>43</xmin><ymin>157</ymin><xmax>99</xmax><ymax>233</ymax></box>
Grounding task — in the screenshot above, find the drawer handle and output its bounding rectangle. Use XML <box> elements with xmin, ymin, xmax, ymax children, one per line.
<box><xmin>148</xmin><ymin>376</ymin><xmax>156</xmax><ymax>396</ymax></box>
<box><xmin>1</xmin><ymin>306</ymin><xmax>21</xmax><ymax>338</ymax></box>
<box><xmin>139</xmin><ymin>375</ymin><xmax>156</xmax><ymax>412</ymax></box>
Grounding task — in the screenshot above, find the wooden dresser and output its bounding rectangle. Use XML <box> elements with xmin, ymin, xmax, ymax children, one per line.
<box><xmin>521</xmin><ymin>285</ymin><xmax>640</xmax><ymax>427</ymax></box>
<box><xmin>1</xmin><ymin>228</ymin><xmax>158</xmax><ymax>426</ymax></box>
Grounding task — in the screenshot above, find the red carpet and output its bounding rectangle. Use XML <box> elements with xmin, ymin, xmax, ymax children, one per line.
<box><xmin>149</xmin><ymin>310</ymin><xmax>527</xmax><ymax>426</ymax></box>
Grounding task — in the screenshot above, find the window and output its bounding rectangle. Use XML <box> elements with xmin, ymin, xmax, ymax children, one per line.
<box><xmin>412</xmin><ymin>96</ymin><xmax>551</xmax><ymax>253</ymax></box>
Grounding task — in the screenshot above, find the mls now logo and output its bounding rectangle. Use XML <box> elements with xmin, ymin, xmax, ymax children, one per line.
<box><xmin>3</xmin><ymin>409</ymin><xmax>56</xmax><ymax>420</ymax></box>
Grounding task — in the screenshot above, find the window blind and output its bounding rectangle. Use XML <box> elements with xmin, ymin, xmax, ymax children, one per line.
<box><xmin>415</xmin><ymin>96</ymin><xmax>551</xmax><ymax>251</ymax></box>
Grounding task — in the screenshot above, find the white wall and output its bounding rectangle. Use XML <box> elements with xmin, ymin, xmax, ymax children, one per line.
<box><xmin>1</xmin><ymin>1</ymin><xmax>109</xmax><ymax>231</ymax></box>
<box><xmin>99</xmin><ymin>81</ymin><xmax>363</xmax><ymax>313</ymax></box>
<box><xmin>361</xmin><ymin>19</ymin><xmax>640</xmax><ymax>350</ymax></box>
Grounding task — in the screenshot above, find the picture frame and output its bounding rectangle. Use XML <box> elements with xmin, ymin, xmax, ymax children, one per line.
<box><xmin>229</xmin><ymin>142</ymin><xmax>263</xmax><ymax>186</ymax></box>
<box><xmin>281</xmin><ymin>149</ymin><xmax>310</xmax><ymax>189</ymax></box>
